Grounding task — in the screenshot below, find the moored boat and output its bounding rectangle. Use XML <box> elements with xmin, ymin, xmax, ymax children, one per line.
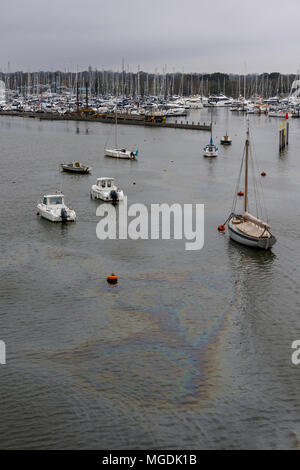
<box><xmin>37</xmin><ymin>193</ymin><xmax>76</xmax><ymax>222</ymax></box>
<box><xmin>203</xmin><ymin>111</ymin><xmax>218</xmax><ymax>157</ymax></box>
<box><xmin>220</xmin><ymin>133</ymin><xmax>232</xmax><ymax>145</ymax></box>
<box><xmin>225</xmin><ymin>127</ymin><xmax>276</xmax><ymax>249</ymax></box>
<box><xmin>60</xmin><ymin>161</ymin><xmax>91</xmax><ymax>173</ymax></box>
<box><xmin>90</xmin><ymin>177</ymin><xmax>124</xmax><ymax>203</ymax></box>
<box><xmin>203</xmin><ymin>138</ymin><xmax>218</xmax><ymax>157</ymax></box>
<box><xmin>104</xmin><ymin>148</ymin><xmax>138</xmax><ymax>160</ymax></box>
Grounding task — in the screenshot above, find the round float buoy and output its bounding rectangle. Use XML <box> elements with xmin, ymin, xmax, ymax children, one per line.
<box><xmin>218</xmin><ymin>225</ymin><xmax>226</xmax><ymax>232</ymax></box>
<box><xmin>163</xmin><ymin>168</ymin><xmax>167</xmax><ymax>172</ymax></box>
<box><xmin>107</xmin><ymin>274</ymin><xmax>118</xmax><ymax>284</ymax></box>
<box><xmin>261</xmin><ymin>171</ymin><xmax>266</xmax><ymax>177</ymax></box>
<box><xmin>237</xmin><ymin>191</ymin><xmax>244</xmax><ymax>196</ymax></box>
<box><xmin>133</xmin><ymin>181</ymin><xmax>136</xmax><ymax>185</ymax></box>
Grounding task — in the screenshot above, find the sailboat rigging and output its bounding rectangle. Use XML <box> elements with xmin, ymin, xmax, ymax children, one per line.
<box><xmin>104</xmin><ymin>104</ymin><xmax>138</xmax><ymax>160</ymax></box>
<box><xmin>225</xmin><ymin>126</ymin><xmax>276</xmax><ymax>249</ymax></box>
<box><xmin>203</xmin><ymin>110</ymin><xmax>218</xmax><ymax>157</ymax></box>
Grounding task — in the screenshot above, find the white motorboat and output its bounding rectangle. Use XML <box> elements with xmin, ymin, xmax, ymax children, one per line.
<box><xmin>37</xmin><ymin>193</ymin><xmax>76</xmax><ymax>222</ymax></box>
<box><xmin>104</xmin><ymin>148</ymin><xmax>138</xmax><ymax>160</ymax></box>
<box><xmin>225</xmin><ymin>127</ymin><xmax>276</xmax><ymax>250</ymax></box>
<box><xmin>90</xmin><ymin>177</ymin><xmax>124</xmax><ymax>202</ymax></box>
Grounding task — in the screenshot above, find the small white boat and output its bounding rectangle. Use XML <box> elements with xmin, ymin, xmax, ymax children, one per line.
<box><xmin>104</xmin><ymin>148</ymin><xmax>138</xmax><ymax>160</ymax></box>
<box><xmin>268</xmin><ymin>110</ymin><xmax>292</xmax><ymax>118</ymax></box>
<box><xmin>220</xmin><ymin>133</ymin><xmax>232</xmax><ymax>145</ymax></box>
<box><xmin>90</xmin><ymin>177</ymin><xmax>124</xmax><ymax>202</ymax></box>
<box><xmin>104</xmin><ymin>104</ymin><xmax>139</xmax><ymax>160</ymax></box>
<box><xmin>203</xmin><ymin>137</ymin><xmax>218</xmax><ymax>157</ymax></box>
<box><xmin>37</xmin><ymin>193</ymin><xmax>76</xmax><ymax>222</ymax></box>
<box><xmin>226</xmin><ymin>127</ymin><xmax>276</xmax><ymax>250</ymax></box>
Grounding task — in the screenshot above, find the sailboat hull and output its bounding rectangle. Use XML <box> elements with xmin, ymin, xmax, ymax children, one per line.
<box><xmin>228</xmin><ymin>220</ymin><xmax>276</xmax><ymax>250</ymax></box>
<box><xmin>105</xmin><ymin>149</ymin><xmax>136</xmax><ymax>160</ymax></box>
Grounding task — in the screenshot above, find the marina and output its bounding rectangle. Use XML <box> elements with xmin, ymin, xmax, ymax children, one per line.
<box><xmin>1</xmin><ymin>105</ymin><xmax>300</xmax><ymax>449</ymax></box>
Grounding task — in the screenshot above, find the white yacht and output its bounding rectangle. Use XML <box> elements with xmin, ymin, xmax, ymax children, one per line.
<box><xmin>208</xmin><ymin>94</ymin><xmax>233</xmax><ymax>107</ymax></box>
<box><xmin>204</xmin><ymin>115</ymin><xmax>218</xmax><ymax>157</ymax></box>
<box><xmin>105</xmin><ymin>148</ymin><xmax>138</xmax><ymax>160</ymax></box>
<box><xmin>268</xmin><ymin>110</ymin><xmax>292</xmax><ymax>118</ymax></box>
<box><xmin>203</xmin><ymin>138</ymin><xmax>218</xmax><ymax>157</ymax></box>
<box><xmin>90</xmin><ymin>177</ymin><xmax>124</xmax><ymax>202</ymax></box>
<box><xmin>37</xmin><ymin>193</ymin><xmax>76</xmax><ymax>222</ymax></box>
<box><xmin>104</xmin><ymin>106</ymin><xmax>138</xmax><ymax>160</ymax></box>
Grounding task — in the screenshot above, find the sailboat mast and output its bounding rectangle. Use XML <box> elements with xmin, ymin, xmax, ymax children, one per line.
<box><xmin>115</xmin><ymin>106</ymin><xmax>118</xmax><ymax>148</ymax></box>
<box><xmin>244</xmin><ymin>129</ymin><xmax>249</xmax><ymax>212</ymax></box>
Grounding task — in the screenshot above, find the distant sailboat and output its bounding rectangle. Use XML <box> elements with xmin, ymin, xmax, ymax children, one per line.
<box><xmin>203</xmin><ymin>111</ymin><xmax>218</xmax><ymax>157</ymax></box>
<box><xmin>225</xmin><ymin>126</ymin><xmax>276</xmax><ymax>249</ymax></box>
<box><xmin>220</xmin><ymin>132</ymin><xmax>232</xmax><ymax>145</ymax></box>
<box><xmin>104</xmin><ymin>106</ymin><xmax>138</xmax><ymax>160</ymax></box>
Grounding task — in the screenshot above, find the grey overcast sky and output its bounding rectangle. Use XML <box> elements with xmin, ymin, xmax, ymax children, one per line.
<box><xmin>1</xmin><ymin>0</ymin><xmax>299</xmax><ymax>73</ymax></box>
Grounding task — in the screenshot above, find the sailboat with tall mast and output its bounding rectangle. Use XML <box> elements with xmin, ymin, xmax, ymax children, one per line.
<box><xmin>226</xmin><ymin>126</ymin><xmax>276</xmax><ymax>249</ymax></box>
<box><xmin>203</xmin><ymin>110</ymin><xmax>218</xmax><ymax>157</ymax></box>
<box><xmin>104</xmin><ymin>105</ymin><xmax>138</xmax><ymax>160</ymax></box>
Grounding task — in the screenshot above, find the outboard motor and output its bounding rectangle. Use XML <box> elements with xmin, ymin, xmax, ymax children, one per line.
<box><xmin>61</xmin><ymin>207</ymin><xmax>68</xmax><ymax>222</ymax></box>
<box><xmin>110</xmin><ymin>190</ymin><xmax>118</xmax><ymax>204</ymax></box>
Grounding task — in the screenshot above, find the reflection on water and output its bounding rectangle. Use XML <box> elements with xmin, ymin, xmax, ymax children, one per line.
<box><xmin>0</xmin><ymin>110</ymin><xmax>300</xmax><ymax>449</ymax></box>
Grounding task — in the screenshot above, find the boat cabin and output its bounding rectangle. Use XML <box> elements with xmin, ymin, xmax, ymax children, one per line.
<box><xmin>96</xmin><ymin>178</ymin><xmax>115</xmax><ymax>189</ymax></box>
<box><xmin>43</xmin><ymin>194</ymin><xmax>65</xmax><ymax>205</ymax></box>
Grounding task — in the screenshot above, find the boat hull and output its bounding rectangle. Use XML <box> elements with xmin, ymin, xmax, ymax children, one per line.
<box><xmin>37</xmin><ymin>206</ymin><xmax>76</xmax><ymax>222</ymax></box>
<box><xmin>61</xmin><ymin>166</ymin><xmax>90</xmax><ymax>174</ymax></box>
<box><xmin>228</xmin><ymin>220</ymin><xmax>276</xmax><ymax>249</ymax></box>
<box><xmin>204</xmin><ymin>151</ymin><xmax>218</xmax><ymax>157</ymax></box>
<box><xmin>90</xmin><ymin>187</ymin><xmax>124</xmax><ymax>202</ymax></box>
<box><xmin>105</xmin><ymin>149</ymin><xmax>136</xmax><ymax>160</ymax></box>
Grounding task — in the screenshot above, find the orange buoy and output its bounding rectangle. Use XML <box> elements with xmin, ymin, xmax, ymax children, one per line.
<box><xmin>261</xmin><ymin>171</ymin><xmax>266</xmax><ymax>177</ymax></box>
<box><xmin>237</xmin><ymin>191</ymin><xmax>244</xmax><ymax>196</ymax></box>
<box><xmin>163</xmin><ymin>168</ymin><xmax>167</xmax><ymax>172</ymax></box>
<box><xmin>218</xmin><ymin>225</ymin><xmax>226</xmax><ymax>232</ymax></box>
<box><xmin>107</xmin><ymin>274</ymin><xmax>118</xmax><ymax>284</ymax></box>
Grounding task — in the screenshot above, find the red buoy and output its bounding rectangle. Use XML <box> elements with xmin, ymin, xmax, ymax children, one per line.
<box><xmin>237</xmin><ymin>191</ymin><xmax>244</xmax><ymax>196</ymax></box>
<box><xmin>107</xmin><ymin>274</ymin><xmax>118</xmax><ymax>284</ymax></box>
<box><xmin>218</xmin><ymin>225</ymin><xmax>226</xmax><ymax>232</ymax></box>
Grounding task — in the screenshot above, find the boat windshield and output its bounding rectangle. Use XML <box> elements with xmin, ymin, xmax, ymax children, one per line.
<box><xmin>49</xmin><ymin>196</ymin><xmax>63</xmax><ymax>205</ymax></box>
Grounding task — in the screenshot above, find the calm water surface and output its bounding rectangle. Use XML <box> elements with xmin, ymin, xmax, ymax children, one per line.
<box><xmin>0</xmin><ymin>109</ymin><xmax>299</xmax><ymax>449</ymax></box>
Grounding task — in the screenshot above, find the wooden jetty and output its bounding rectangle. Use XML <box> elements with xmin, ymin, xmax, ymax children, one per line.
<box><xmin>0</xmin><ymin>111</ymin><xmax>211</xmax><ymax>131</ymax></box>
